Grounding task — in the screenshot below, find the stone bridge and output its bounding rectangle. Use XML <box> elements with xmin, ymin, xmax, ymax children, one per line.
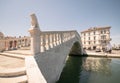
<box><xmin>0</xmin><ymin>13</ymin><xmax>84</xmax><ymax>83</ymax></box>
<box><xmin>28</xmin><ymin>14</ymin><xmax>84</xmax><ymax>83</ymax></box>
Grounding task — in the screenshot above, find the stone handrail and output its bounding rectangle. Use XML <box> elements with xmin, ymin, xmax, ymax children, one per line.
<box><xmin>40</xmin><ymin>30</ymin><xmax>76</xmax><ymax>52</ymax></box>
<box><xmin>29</xmin><ymin>27</ymin><xmax>82</xmax><ymax>55</ymax></box>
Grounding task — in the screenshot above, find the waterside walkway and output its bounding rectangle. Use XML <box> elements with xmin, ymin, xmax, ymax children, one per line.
<box><xmin>86</xmin><ymin>50</ymin><xmax>120</xmax><ymax>58</ymax></box>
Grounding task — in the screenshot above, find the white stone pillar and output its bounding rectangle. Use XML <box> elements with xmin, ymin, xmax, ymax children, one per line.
<box><xmin>52</xmin><ymin>34</ymin><xmax>55</xmax><ymax>47</ymax></box>
<box><xmin>29</xmin><ymin>13</ymin><xmax>41</xmax><ymax>55</ymax></box>
<box><xmin>60</xmin><ymin>33</ymin><xmax>62</xmax><ymax>43</ymax></box>
<box><xmin>57</xmin><ymin>34</ymin><xmax>60</xmax><ymax>45</ymax></box>
<box><xmin>64</xmin><ymin>33</ymin><xmax>66</xmax><ymax>42</ymax></box>
<box><xmin>58</xmin><ymin>34</ymin><xmax>61</xmax><ymax>44</ymax></box>
<box><xmin>29</xmin><ymin>28</ymin><xmax>40</xmax><ymax>55</ymax></box>
<box><xmin>53</xmin><ymin>34</ymin><xmax>56</xmax><ymax>46</ymax></box>
<box><xmin>47</xmin><ymin>34</ymin><xmax>51</xmax><ymax>49</ymax></box>
<box><xmin>49</xmin><ymin>34</ymin><xmax>53</xmax><ymax>48</ymax></box>
<box><xmin>42</xmin><ymin>34</ymin><xmax>46</xmax><ymax>52</ymax></box>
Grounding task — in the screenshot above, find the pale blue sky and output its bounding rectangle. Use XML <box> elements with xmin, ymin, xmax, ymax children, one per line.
<box><xmin>0</xmin><ymin>0</ymin><xmax>120</xmax><ymax>44</ymax></box>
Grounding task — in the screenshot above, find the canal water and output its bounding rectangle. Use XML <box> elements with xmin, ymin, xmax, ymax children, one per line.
<box><xmin>56</xmin><ymin>56</ymin><xmax>120</xmax><ymax>83</ymax></box>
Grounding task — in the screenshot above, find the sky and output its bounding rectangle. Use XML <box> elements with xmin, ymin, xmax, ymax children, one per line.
<box><xmin>0</xmin><ymin>0</ymin><xmax>120</xmax><ymax>45</ymax></box>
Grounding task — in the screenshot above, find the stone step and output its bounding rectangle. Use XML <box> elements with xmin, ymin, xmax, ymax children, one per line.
<box><xmin>19</xmin><ymin>47</ymin><xmax>30</xmax><ymax>50</ymax></box>
<box><xmin>0</xmin><ymin>52</ymin><xmax>25</xmax><ymax>59</ymax></box>
<box><xmin>0</xmin><ymin>75</ymin><xmax>28</xmax><ymax>83</ymax></box>
<box><xmin>0</xmin><ymin>67</ymin><xmax>26</xmax><ymax>77</ymax></box>
<box><xmin>4</xmin><ymin>50</ymin><xmax>31</xmax><ymax>56</ymax></box>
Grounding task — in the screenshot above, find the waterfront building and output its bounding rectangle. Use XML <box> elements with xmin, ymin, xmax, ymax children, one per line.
<box><xmin>81</xmin><ymin>26</ymin><xmax>111</xmax><ymax>50</ymax></box>
<box><xmin>0</xmin><ymin>32</ymin><xmax>30</xmax><ymax>51</ymax></box>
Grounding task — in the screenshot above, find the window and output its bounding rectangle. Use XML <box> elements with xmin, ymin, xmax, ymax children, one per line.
<box><xmin>94</xmin><ymin>36</ymin><xmax>96</xmax><ymax>40</ymax></box>
<box><xmin>89</xmin><ymin>41</ymin><xmax>90</xmax><ymax>44</ymax></box>
<box><xmin>101</xmin><ymin>36</ymin><xmax>103</xmax><ymax>39</ymax></box>
<box><xmin>104</xmin><ymin>30</ymin><xmax>106</xmax><ymax>34</ymax></box>
<box><xmin>101</xmin><ymin>31</ymin><xmax>103</xmax><ymax>34</ymax></box>
<box><xmin>84</xmin><ymin>42</ymin><xmax>86</xmax><ymax>44</ymax></box>
<box><xmin>84</xmin><ymin>37</ymin><xmax>85</xmax><ymax>40</ymax></box>
<box><xmin>101</xmin><ymin>35</ymin><xmax>106</xmax><ymax>40</ymax></box>
<box><xmin>94</xmin><ymin>41</ymin><xmax>96</xmax><ymax>44</ymax></box>
<box><xmin>89</xmin><ymin>37</ymin><xmax>90</xmax><ymax>40</ymax></box>
<box><xmin>89</xmin><ymin>32</ymin><xmax>90</xmax><ymax>36</ymax></box>
<box><xmin>84</xmin><ymin>33</ymin><xmax>86</xmax><ymax>36</ymax></box>
<box><xmin>104</xmin><ymin>41</ymin><xmax>106</xmax><ymax>44</ymax></box>
<box><xmin>94</xmin><ymin>31</ymin><xmax>95</xmax><ymax>35</ymax></box>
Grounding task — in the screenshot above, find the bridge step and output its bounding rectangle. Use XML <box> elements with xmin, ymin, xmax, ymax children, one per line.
<box><xmin>19</xmin><ymin>47</ymin><xmax>30</xmax><ymax>50</ymax></box>
<box><xmin>0</xmin><ymin>52</ymin><xmax>25</xmax><ymax>59</ymax></box>
<box><xmin>0</xmin><ymin>67</ymin><xmax>26</xmax><ymax>77</ymax></box>
<box><xmin>4</xmin><ymin>50</ymin><xmax>31</xmax><ymax>56</ymax></box>
<box><xmin>0</xmin><ymin>75</ymin><xmax>28</xmax><ymax>83</ymax></box>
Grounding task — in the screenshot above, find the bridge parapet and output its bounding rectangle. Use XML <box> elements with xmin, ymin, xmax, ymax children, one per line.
<box><xmin>29</xmin><ymin>15</ymin><xmax>78</xmax><ymax>55</ymax></box>
<box><xmin>40</xmin><ymin>30</ymin><xmax>76</xmax><ymax>52</ymax></box>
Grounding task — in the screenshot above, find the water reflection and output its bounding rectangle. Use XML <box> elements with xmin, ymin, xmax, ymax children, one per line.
<box><xmin>82</xmin><ymin>57</ymin><xmax>111</xmax><ymax>76</ymax></box>
<box><xmin>57</xmin><ymin>56</ymin><xmax>83</xmax><ymax>83</ymax></box>
<box><xmin>57</xmin><ymin>56</ymin><xmax>120</xmax><ymax>83</ymax></box>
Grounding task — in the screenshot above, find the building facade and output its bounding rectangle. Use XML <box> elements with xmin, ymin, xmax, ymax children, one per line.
<box><xmin>0</xmin><ymin>32</ymin><xmax>30</xmax><ymax>51</ymax></box>
<box><xmin>81</xmin><ymin>26</ymin><xmax>111</xmax><ymax>50</ymax></box>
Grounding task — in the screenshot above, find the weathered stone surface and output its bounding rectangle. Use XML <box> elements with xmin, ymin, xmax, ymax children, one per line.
<box><xmin>29</xmin><ymin>13</ymin><xmax>41</xmax><ymax>55</ymax></box>
<box><xmin>28</xmin><ymin>14</ymin><xmax>84</xmax><ymax>83</ymax></box>
<box><xmin>25</xmin><ymin>56</ymin><xmax>47</xmax><ymax>83</ymax></box>
<box><xmin>35</xmin><ymin>35</ymin><xmax>83</xmax><ymax>83</ymax></box>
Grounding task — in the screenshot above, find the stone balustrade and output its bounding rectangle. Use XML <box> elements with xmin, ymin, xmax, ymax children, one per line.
<box><xmin>40</xmin><ymin>31</ymin><xmax>76</xmax><ymax>52</ymax></box>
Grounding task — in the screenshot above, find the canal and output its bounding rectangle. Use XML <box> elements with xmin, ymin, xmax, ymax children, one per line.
<box><xmin>56</xmin><ymin>56</ymin><xmax>120</xmax><ymax>83</ymax></box>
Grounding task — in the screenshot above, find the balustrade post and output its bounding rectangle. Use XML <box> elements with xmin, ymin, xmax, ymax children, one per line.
<box><xmin>51</xmin><ymin>34</ymin><xmax>54</xmax><ymax>47</ymax></box>
<box><xmin>68</xmin><ymin>33</ymin><xmax>70</xmax><ymax>40</ymax></box>
<box><xmin>56</xmin><ymin>34</ymin><xmax>59</xmax><ymax>45</ymax></box>
<box><xmin>49</xmin><ymin>34</ymin><xmax>53</xmax><ymax>48</ymax></box>
<box><xmin>70</xmin><ymin>32</ymin><xmax>72</xmax><ymax>39</ymax></box>
<box><xmin>40</xmin><ymin>34</ymin><xmax>44</xmax><ymax>52</ymax></box>
<box><xmin>67</xmin><ymin>33</ymin><xmax>69</xmax><ymax>40</ymax></box>
<box><xmin>55</xmin><ymin>33</ymin><xmax>58</xmax><ymax>45</ymax></box>
<box><xmin>66</xmin><ymin>33</ymin><xmax>68</xmax><ymax>41</ymax></box>
<box><xmin>40</xmin><ymin>35</ymin><xmax>42</xmax><ymax>52</ymax></box>
<box><xmin>65</xmin><ymin>33</ymin><xmax>67</xmax><ymax>41</ymax></box>
<box><xmin>64</xmin><ymin>33</ymin><xmax>66</xmax><ymax>42</ymax></box>
<box><xmin>43</xmin><ymin>34</ymin><xmax>46</xmax><ymax>52</ymax></box>
<box><xmin>54</xmin><ymin>34</ymin><xmax>56</xmax><ymax>46</ymax></box>
<box><xmin>61</xmin><ymin>33</ymin><xmax>64</xmax><ymax>43</ymax></box>
<box><xmin>60</xmin><ymin>33</ymin><xmax>63</xmax><ymax>44</ymax></box>
<box><xmin>58</xmin><ymin>33</ymin><xmax>61</xmax><ymax>44</ymax></box>
<box><xmin>46</xmin><ymin>34</ymin><xmax>49</xmax><ymax>50</ymax></box>
<box><xmin>29</xmin><ymin>13</ymin><xmax>40</xmax><ymax>55</ymax></box>
<box><xmin>47</xmin><ymin>33</ymin><xmax>51</xmax><ymax>49</ymax></box>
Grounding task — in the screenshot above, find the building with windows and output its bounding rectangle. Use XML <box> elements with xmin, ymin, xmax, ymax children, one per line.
<box><xmin>81</xmin><ymin>26</ymin><xmax>111</xmax><ymax>50</ymax></box>
<box><xmin>0</xmin><ymin>32</ymin><xmax>30</xmax><ymax>51</ymax></box>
